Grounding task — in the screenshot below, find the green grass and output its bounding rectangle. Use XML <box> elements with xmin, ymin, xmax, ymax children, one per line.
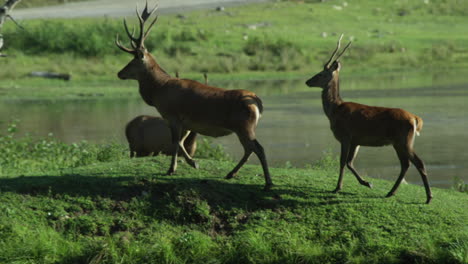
<box><xmin>1</xmin><ymin>2</ymin><xmax>466</xmax><ymax>262</ymax></box>
<box><xmin>0</xmin><ymin>122</ymin><xmax>230</xmax><ymax>176</ymax></box>
<box><xmin>1</xmin><ymin>0</ymin><xmax>467</xmax><ymax>100</ymax></box>
<box><xmin>0</xmin><ymin>124</ymin><xmax>467</xmax><ymax>263</ymax></box>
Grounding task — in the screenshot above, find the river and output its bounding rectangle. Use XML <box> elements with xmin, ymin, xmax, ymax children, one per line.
<box><xmin>1</xmin><ymin>70</ymin><xmax>467</xmax><ymax>188</ymax></box>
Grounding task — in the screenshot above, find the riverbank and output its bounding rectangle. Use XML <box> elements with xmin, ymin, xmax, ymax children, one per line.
<box><xmin>1</xmin><ymin>0</ymin><xmax>467</xmax><ymax>100</ymax></box>
<box><xmin>0</xmin><ymin>132</ymin><xmax>466</xmax><ymax>263</ymax></box>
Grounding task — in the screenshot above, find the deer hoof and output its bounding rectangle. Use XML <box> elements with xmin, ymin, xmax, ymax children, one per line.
<box><xmin>263</xmin><ymin>183</ymin><xmax>274</xmax><ymax>191</ymax></box>
<box><xmin>364</xmin><ymin>182</ymin><xmax>373</xmax><ymax>188</ymax></box>
<box><xmin>225</xmin><ymin>172</ymin><xmax>236</xmax><ymax>179</ymax></box>
<box><xmin>385</xmin><ymin>192</ymin><xmax>394</xmax><ymax>198</ymax></box>
<box><xmin>332</xmin><ymin>188</ymin><xmax>341</xmax><ymax>193</ymax></box>
<box><xmin>425</xmin><ymin>196</ymin><xmax>433</xmax><ymax>204</ymax></box>
<box><xmin>166</xmin><ymin>169</ymin><xmax>175</xmax><ymax>176</ymax></box>
<box><xmin>189</xmin><ymin>160</ymin><xmax>199</xmax><ymax>169</ymax></box>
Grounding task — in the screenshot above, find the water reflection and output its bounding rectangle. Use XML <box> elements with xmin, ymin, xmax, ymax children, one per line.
<box><xmin>1</xmin><ymin>71</ymin><xmax>467</xmax><ymax>188</ymax></box>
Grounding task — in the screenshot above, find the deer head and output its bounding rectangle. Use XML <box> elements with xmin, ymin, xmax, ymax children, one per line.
<box><xmin>116</xmin><ymin>1</ymin><xmax>159</xmax><ymax>80</ymax></box>
<box><xmin>306</xmin><ymin>34</ymin><xmax>351</xmax><ymax>89</ymax></box>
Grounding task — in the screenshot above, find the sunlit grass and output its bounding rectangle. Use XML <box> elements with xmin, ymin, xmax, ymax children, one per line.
<box><xmin>1</xmin><ymin>0</ymin><xmax>467</xmax><ymax>101</ymax></box>
<box><xmin>0</xmin><ymin>133</ymin><xmax>466</xmax><ymax>263</ymax></box>
<box><xmin>2</xmin><ymin>0</ymin><xmax>467</xmax><ymax>80</ymax></box>
<box><xmin>0</xmin><ymin>121</ymin><xmax>230</xmax><ymax>176</ymax></box>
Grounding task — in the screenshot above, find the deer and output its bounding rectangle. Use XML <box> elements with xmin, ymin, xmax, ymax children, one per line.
<box><xmin>305</xmin><ymin>35</ymin><xmax>432</xmax><ymax>204</ymax></box>
<box><xmin>125</xmin><ymin>115</ymin><xmax>198</xmax><ymax>158</ymax></box>
<box><xmin>115</xmin><ymin>2</ymin><xmax>273</xmax><ymax>190</ymax></box>
<box><xmin>125</xmin><ymin>73</ymin><xmax>208</xmax><ymax>158</ymax></box>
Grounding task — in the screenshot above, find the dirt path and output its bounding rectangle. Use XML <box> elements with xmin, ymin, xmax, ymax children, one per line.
<box><xmin>14</xmin><ymin>0</ymin><xmax>267</xmax><ymax>20</ymax></box>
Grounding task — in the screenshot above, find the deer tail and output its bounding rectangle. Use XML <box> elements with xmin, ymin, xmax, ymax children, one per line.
<box><xmin>253</xmin><ymin>95</ymin><xmax>264</xmax><ymax>114</ymax></box>
<box><xmin>414</xmin><ymin>115</ymin><xmax>423</xmax><ymax>136</ymax></box>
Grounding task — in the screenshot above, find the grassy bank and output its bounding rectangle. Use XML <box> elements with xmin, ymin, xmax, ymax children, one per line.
<box><xmin>0</xmin><ymin>122</ymin><xmax>230</xmax><ymax>176</ymax></box>
<box><xmin>1</xmin><ymin>0</ymin><xmax>468</xmax><ymax>100</ymax></box>
<box><xmin>0</xmin><ymin>126</ymin><xmax>467</xmax><ymax>263</ymax></box>
<box><xmin>1</xmin><ymin>2</ymin><xmax>466</xmax><ymax>262</ymax></box>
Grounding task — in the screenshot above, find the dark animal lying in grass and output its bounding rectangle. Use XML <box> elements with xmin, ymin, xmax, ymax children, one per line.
<box><xmin>125</xmin><ymin>115</ymin><xmax>197</xmax><ymax>158</ymax></box>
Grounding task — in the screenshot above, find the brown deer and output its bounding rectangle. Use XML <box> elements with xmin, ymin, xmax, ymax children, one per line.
<box><xmin>125</xmin><ymin>73</ymin><xmax>207</xmax><ymax>158</ymax></box>
<box><xmin>115</xmin><ymin>2</ymin><xmax>273</xmax><ymax>190</ymax></box>
<box><xmin>305</xmin><ymin>35</ymin><xmax>432</xmax><ymax>204</ymax></box>
<box><xmin>125</xmin><ymin>115</ymin><xmax>198</xmax><ymax>158</ymax></box>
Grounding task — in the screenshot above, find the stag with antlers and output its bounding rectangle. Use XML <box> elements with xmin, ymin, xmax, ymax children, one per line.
<box><xmin>305</xmin><ymin>35</ymin><xmax>432</xmax><ymax>204</ymax></box>
<box><xmin>115</xmin><ymin>2</ymin><xmax>273</xmax><ymax>190</ymax></box>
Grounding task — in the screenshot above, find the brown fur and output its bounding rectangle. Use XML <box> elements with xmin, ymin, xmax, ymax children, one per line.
<box><xmin>115</xmin><ymin>5</ymin><xmax>272</xmax><ymax>189</ymax></box>
<box><xmin>329</xmin><ymin>101</ymin><xmax>422</xmax><ymax>147</ymax></box>
<box><xmin>125</xmin><ymin>115</ymin><xmax>197</xmax><ymax>158</ymax></box>
<box><xmin>306</xmin><ymin>39</ymin><xmax>432</xmax><ymax>203</ymax></box>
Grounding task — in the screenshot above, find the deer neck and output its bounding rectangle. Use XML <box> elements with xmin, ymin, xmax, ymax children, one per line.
<box><xmin>321</xmin><ymin>74</ymin><xmax>343</xmax><ymax>119</ymax></box>
<box><xmin>138</xmin><ymin>55</ymin><xmax>171</xmax><ymax>107</ymax></box>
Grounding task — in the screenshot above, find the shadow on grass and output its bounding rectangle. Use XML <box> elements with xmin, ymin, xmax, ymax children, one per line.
<box><xmin>0</xmin><ymin>171</ymin><xmax>381</xmax><ymax>213</ymax></box>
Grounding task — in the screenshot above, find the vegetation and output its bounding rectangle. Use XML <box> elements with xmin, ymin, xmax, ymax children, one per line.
<box><xmin>1</xmin><ymin>2</ymin><xmax>467</xmax><ymax>262</ymax></box>
<box><xmin>1</xmin><ymin>0</ymin><xmax>467</xmax><ymax>100</ymax></box>
<box><xmin>0</xmin><ymin>123</ymin><xmax>467</xmax><ymax>263</ymax></box>
<box><xmin>0</xmin><ymin>122</ymin><xmax>230</xmax><ymax>176</ymax></box>
<box><xmin>0</xmin><ymin>0</ymin><xmax>466</xmax><ymax>101</ymax></box>
<box><xmin>1</xmin><ymin>0</ymin><xmax>467</xmax><ymax>83</ymax></box>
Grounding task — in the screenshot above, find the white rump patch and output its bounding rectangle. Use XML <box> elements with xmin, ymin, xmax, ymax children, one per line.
<box><xmin>411</xmin><ymin>119</ymin><xmax>418</xmax><ymax>148</ymax></box>
<box><xmin>254</xmin><ymin>105</ymin><xmax>260</xmax><ymax>126</ymax></box>
<box><xmin>414</xmin><ymin>119</ymin><xmax>420</xmax><ymax>137</ymax></box>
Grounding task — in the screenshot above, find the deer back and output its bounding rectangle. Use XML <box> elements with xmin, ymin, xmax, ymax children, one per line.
<box><xmin>150</xmin><ymin>79</ymin><xmax>262</xmax><ymax>137</ymax></box>
<box><xmin>330</xmin><ymin>102</ymin><xmax>422</xmax><ymax>146</ymax></box>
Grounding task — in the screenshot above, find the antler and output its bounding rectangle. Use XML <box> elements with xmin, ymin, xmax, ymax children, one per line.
<box><xmin>135</xmin><ymin>1</ymin><xmax>159</xmax><ymax>48</ymax></box>
<box><xmin>335</xmin><ymin>41</ymin><xmax>351</xmax><ymax>62</ymax></box>
<box><xmin>115</xmin><ymin>34</ymin><xmax>135</xmax><ymax>54</ymax></box>
<box><xmin>115</xmin><ymin>1</ymin><xmax>159</xmax><ymax>54</ymax></box>
<box><xmin>325</xmin><ymin>34</ymin><xmax>352</xmax><ymax>68</ymax></box>
<box><xmin>325</xmin><ymin>34</ymin><xmax>343</xmax><ymax>68</ymax></box>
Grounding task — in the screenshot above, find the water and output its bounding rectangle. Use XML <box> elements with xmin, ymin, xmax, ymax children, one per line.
<box><xmin>1</xmin><ymin>71</ymin><xmax>467</xmax><ymax>188</ymax></box>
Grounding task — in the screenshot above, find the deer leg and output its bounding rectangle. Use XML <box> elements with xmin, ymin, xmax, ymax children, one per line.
<box><xmin>178</xmin><ymin>130</ymin><xmax>199</xmax><ymax>169</ymax></box>
<box><xmin>252</xmin><ymin>139</ymin><xmax>273</xmax><ymax>190</ymax></box>
<box><xmin>409</xmin><ymin>152</ymin><xmax>432</xmax><ymax>204</ymax></box>
<box><xmin>333</xmin><ymin>142</ymin><xmax>350</xmax><ymax>193</ymax></box>
<box><xmin>167</xmin><ymin>122</ymin><xmax>182</xmax><ymax>175</ymax></box>
<box><xmin>136</xmin><ymin>151</ymin><xmax>149</xmax><ymax>157</ymax></box>
<box><xmin>225</xmin><ymin>145</ymin><xmax>252</xmax><ymax>180</ymax></box>
<box><xmin>346</xmin><ymin>145</ymin><xmax>372</xmax><ymax>188</ymax></box>
<box><xmin>386</xmin><ymin>145</ymin><xmax>410</xmax><ymax>198</ymax></box>
<box><xmin>226</xmin><ymin>133</ymin><xmax>253</xmax><ymax>179</ymax></box>
<box><xmin>226</xmin><ymin>133</ymin><xmax>273</xmax><ymax>190</ymax></box>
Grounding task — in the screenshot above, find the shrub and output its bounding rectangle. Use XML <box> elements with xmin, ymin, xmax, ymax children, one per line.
<box><xmin>243</xmin><ymin>37</ymin><xmax>305</xmax><ymax>72</ymax></box>
<box><xmin>196</xmin><ymin>137</ymin><xmax>231</xmax><ymax>161</ymax></box>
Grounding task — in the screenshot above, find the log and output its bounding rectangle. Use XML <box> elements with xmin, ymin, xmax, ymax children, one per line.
<box><xmin>28</xmin><ymin>71</ymin><xmax>71</xmax><ymax>81</ymax></box>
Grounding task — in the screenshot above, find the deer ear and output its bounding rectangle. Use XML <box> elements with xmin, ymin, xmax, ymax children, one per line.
<box><xmin>331</xmin><ymin>61</ymin><xmax>341</xmax><ymax>72</ymax></box>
